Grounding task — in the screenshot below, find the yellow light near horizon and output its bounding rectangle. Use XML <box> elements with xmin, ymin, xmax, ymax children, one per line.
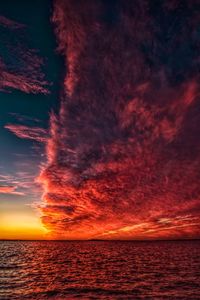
<box><xmin>0</xmin><ymin>213</ymin><xmax>49</xmax><ymax>240</ymax></box>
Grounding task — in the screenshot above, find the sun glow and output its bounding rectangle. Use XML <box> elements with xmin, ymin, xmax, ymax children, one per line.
<box><xmin>0</xmin><ymin>213</ymin><xmax>49</xmax><ymax>240</ymax></box>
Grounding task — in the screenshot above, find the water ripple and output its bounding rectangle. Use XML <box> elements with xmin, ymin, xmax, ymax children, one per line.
<box><xmin>0</xmin><ymin>240</ymin><xmax>200</xmax><ymax>299</ymax></box>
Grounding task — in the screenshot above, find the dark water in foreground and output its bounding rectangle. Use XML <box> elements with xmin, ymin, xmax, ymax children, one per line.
<box><xmin>0</xmin><ymin>240</ymin><xmax>200</xmax><ymax>299</ymax></box>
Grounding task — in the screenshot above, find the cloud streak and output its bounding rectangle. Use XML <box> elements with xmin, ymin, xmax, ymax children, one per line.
<box><xmin>0</xmin><ymin>185</ymin><xmax>24</xmax><ymax>196</ymax></box>
<box><xmin>0</xmin><ymin>169</ymin><xmax>42</xmax><ymax>198</ymax></box>
<box><xmin>39</xmin><ymin>0</ymin><xmax>200</xmax><ymax>239</ymax></box>
<box><xmin>5</xmin><ymin>124</ymin><xmax>48</xmax><ymax>143</ymax></box>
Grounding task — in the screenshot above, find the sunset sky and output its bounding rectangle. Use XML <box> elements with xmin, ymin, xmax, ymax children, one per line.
<box><xmin>0</xmin><ymin>0</ymin><xmax>200</xmax><ymax>240</ymax></box>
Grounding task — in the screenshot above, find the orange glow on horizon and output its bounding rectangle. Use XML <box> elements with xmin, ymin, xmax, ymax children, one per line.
<box><xmin>0</xmin><ymin>213</ymin><xmax>49</xmax><ymax>240</ymax></box>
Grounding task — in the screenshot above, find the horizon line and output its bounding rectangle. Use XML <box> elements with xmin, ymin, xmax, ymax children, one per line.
<box><xmin>0</xmin><ymin>238</ymin><xmax>199</xmax><ymax>242</ymax></box>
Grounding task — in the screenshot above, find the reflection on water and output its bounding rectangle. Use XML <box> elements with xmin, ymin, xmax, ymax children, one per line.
<box><xmin>0</xmin><ymin>240</ymin><xmax>200</xmax><ymax>299</ymax></box>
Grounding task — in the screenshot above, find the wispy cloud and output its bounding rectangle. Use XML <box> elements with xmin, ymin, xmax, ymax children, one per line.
<box><xmin>9</xmin><ymin>113</ymin><xmax>42</xmax><ymax>124</ymax></box>
<box><xmin>0</xmin><ymin>66</ymin><xmax>49</xmax><ymax>94</ymax></box>
<box><xmin>5</xmin><ymin>124</ymin><xmax>48</xmax><ymax>143</ymax></box>
<box><xmin>0</xmin><ymin>15</ymin><xmax>25</xmax><ymax>29</ymax></box>
<box><xmin>0</xmin><ymin>169</ymin><xmax>42</xmax><ymax>199</ymax></box>
<box><xmin>0</xmin><ymin>15</ymin><xmax>49</xmax><ymax>94</ymax></box>
<box><xmin>0</xmin><ymin>185</ymin><xmax>24</xmax><ymax>195</ymax></box>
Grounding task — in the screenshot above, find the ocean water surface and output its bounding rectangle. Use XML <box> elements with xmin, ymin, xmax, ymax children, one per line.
<box><xmin>0</xmin><ymin>240</ymin><xmax>200</xmax><ymax>299</ymax></box>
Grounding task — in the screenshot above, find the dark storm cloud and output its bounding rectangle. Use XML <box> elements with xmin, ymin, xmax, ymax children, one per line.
<box><xmin>39</xmin><ymin>0</ymin><xmax>200</xmax><ymax>239</ymax></box>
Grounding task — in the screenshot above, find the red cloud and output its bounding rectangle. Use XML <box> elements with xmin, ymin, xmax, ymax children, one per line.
<box><xmin>0</xmin><ymin>186</ymin><xmax>24</xmax><ymax>195</ymax></box>
<box><xmin>0</xmin><ymin>67</ymin><xmax>49</xmax><ymax>94</ymax></box>
<box><xmin>5</xmin><ymin>124</ymin><xmax>48</xmax><ymax>143</ymax></box>
<box><xmin>38</xmin><ymin>0</ymin><xmax>200</xmax><ymax>240</ymax></box>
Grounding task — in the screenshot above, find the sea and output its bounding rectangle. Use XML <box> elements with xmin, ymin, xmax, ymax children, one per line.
<box><xmin>0</xmin><ymin>240</ymin><xmax>200</xmax><ymax>299</ymax></box>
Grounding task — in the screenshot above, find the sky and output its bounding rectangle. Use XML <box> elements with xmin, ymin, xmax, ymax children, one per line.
<box><xmin>0</xmin><ymin>0</ymin><xmax>200</xmax><ymax>240</ymax></box>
